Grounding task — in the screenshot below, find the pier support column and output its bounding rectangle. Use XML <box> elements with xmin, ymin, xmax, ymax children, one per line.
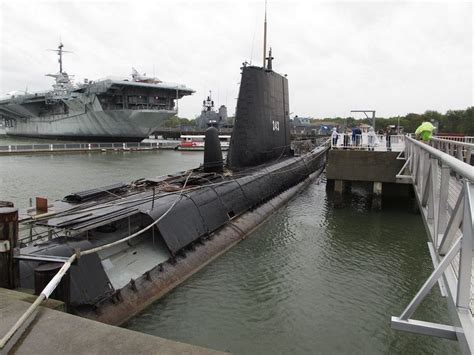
<box><xmin>0</xmin><ymin>202</ymin><xmax>19</xmax><ymax>289</ymax></box>
<box><xmin>372</xmin><ymin>182</ymin><xmax>382</xmax><ymax>210</ymax></box>
<box><xmin>333</xmin><ymin>180</ymin><xmax>347</xmax><ymax>208</ymax></box>
<box><xmin>334</xmin><ymin>180</ymin><xmax>346</xmax><ymax>194</ymax></box>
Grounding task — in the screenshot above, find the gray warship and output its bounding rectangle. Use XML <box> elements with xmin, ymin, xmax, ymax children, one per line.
<box><xmin>195</xmin><ymin>91</ymin><xmax>229</xmax><ymax>129</ymax></box>
<box><xmin>0</xmin><ymin>43</ymin><xmax>194</xmax><ymax>142</ymax></box>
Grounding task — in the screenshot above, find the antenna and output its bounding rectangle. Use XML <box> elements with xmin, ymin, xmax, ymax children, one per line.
<box><xmin>47</xmin><ymin>42</ymin><xmax>72</xmax><ymax>74</ymax></box>
<box><xmin>266</xmin><ymin>47</ymin><xmax>273</xmax><ymax>70</ymax></box>
<box><xmin>263</xmin><ymin>0</ymin><xmax>267</xmax><ymax>67</ymax></box>
<box><xmin>250</xmin><ymin>21</ymin><xmax>256</xmax><ymax>65</ymax></box>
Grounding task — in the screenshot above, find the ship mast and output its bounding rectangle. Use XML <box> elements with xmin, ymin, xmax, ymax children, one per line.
<box><xmin>263</xmin><ymin>0</ymin><xmax>267</xmax><ymax>67</ymax></box>
<box><xmin>48</xmin><ymin>42</ymin><xmax>72</xmax><ymax>74</ymax></box>
<box><xmin>58</xmin><ymin>43</ymin><xmax>64</xmax><ymax>73</ymax></box>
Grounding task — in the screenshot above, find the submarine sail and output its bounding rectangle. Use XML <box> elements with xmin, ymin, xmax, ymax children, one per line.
<box><xmin>228</xmin><ymin>50</ymin><xmax>291</xmax><ymax>169</ymax></box>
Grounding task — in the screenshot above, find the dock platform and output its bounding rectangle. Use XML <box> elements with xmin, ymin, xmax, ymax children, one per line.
<box><xmin>0</xmin><ymin>288</ymin><xmax>223</xmax><ymax>354</ymax></box>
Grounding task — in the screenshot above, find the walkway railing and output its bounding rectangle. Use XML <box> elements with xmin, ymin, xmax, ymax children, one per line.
<box><xmin>430</xmin><ymin>137</ymin><xmax>474</xmax><ymax>165</ymax></box>
<box><xmin>437</xmin><ymin>135</ymin><xmax>474</xmax><ymax>144</ymax></box>
<box><xmin>330</xmin><ymin>133</ymin><xmax>405</xmax><ymax>152</ymax></box>
<box><xmin>0</xmin><ymin>141</ymin><xmax>179</xmax><ymax>154</ymax></box>
<box><xmin>392</xmin><ymin>135</ymin><xmax>474</xmax><ymax>353</ymax></box>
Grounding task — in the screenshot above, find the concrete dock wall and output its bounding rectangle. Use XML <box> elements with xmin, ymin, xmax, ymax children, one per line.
<box><xmin>326</xmin><ymin>150</ymin><xmax>404</xmax><ymax>183</ymax></box>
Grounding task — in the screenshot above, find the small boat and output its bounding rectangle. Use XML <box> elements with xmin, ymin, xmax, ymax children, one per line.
<box><xmin>178</xmin><ymin>134</ymin><xmax>230</xmax><ymax>151</ymax></box>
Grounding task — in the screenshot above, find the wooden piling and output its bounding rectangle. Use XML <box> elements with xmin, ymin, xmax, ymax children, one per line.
<box><xmin>0</xmin><ymin>204</ymin><xmax>19</xmax><ymax>289</ymax></box>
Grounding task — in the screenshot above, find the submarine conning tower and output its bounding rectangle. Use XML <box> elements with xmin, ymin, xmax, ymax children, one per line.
<box><xmin>227</xmin><ymin>50</ymin><xmax>291</xmax><ymax>169</ymax></box>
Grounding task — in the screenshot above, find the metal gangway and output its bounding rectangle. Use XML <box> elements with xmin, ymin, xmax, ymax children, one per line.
<box><xmin>392</xmin><ymin>136</ymin><xmax>474</xmax><ymax>354</ymax></box>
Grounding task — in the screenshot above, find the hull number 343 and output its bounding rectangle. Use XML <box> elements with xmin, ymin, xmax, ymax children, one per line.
<box><xmin>272</xmin><ymin>120</ymin><xmax>280</xmax><ymax>132</ymax></box>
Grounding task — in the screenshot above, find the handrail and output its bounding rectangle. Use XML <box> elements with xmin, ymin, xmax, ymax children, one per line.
<box><xmin>436</xmin><ymin>135</ymin><xmax>474</xmax><ymax>144</ymax></box>
<box><xmin>429</xmin><ymin>137</ymin><xmax>473</xmax><ymax>165</ymax></box>
<box><xmin>392</xmin><ymin>135</ymin><xmax>474</xmax><ymax>351</ymax></box>
<box><xmin>330</xmin><ymin>133</ymin><xmax>405</xmax><ymax>151</ymax></box>
<box><xmin>405</xmin><ymin>136</ymin><xmax>474</xmax><ymax>181</ymax></box>
<box><xmin>0</xmin><ymin>141</ymin><xmax>179</xmax><ymax>154</ymax></box>
<box><xmin>431</xmin><ymin>137</ymin><xmax>474</xmax><ymax>149</ymax></box>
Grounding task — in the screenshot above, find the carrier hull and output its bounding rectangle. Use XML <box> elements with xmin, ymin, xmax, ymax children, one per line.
<box><xmin>4</xmin><ymin>109</ymin><xmax>176</xmax><ymax>142</ymax></box>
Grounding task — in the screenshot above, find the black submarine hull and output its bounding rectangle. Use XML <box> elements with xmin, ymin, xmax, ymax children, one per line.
<box><xmin>77</xmin><ymin>148</ymin><xmax>327</xmax><ymax>325</ymax></box>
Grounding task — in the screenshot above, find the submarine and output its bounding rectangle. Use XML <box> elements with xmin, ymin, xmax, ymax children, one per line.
<box><xmin>3</xmin><ymin>49</ymin><xmax>329</xmax><ymax>326</ymax></box>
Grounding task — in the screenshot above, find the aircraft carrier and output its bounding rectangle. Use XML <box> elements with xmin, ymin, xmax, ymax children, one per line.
<box><xmin>0</xmin><ymin>43</ymin><xmax>194</xmax><ymax>142</ymax></box>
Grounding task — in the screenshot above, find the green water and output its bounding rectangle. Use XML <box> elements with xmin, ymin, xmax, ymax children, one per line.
<box><xmin>0</xmin><ymin>150</ymin><xmax>459</xmax><ymax>354</ymax></box>
<box><xmin>0</xmin><ymin>150</ymin><xmax>202</xmax><ymax>209</ymax></box>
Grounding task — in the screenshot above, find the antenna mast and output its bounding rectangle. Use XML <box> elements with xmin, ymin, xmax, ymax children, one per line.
<box><xmin>48</xmin><ymin>42</ymin><xmax>72</xmax><ymax>74</ymax></box>
<box><xmin>263</xmin><ymin>0</ymin><xmax>267</xmax><ymax>67</ymax></box>
<box><xmin>58</xmin><ymin>43</ymin><xmax>63</xmax><ymax>73</ymax></box>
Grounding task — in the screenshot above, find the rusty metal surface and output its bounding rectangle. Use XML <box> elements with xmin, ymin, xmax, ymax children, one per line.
<box><xmin>35</xmin><ymin>197</ymin><xmax>48</xmax><ymax>213</ymax></box>
<box><xmin>20</xmin><ymin>240</ymin><xmax>114</xmax><ymax>306</ymax></box>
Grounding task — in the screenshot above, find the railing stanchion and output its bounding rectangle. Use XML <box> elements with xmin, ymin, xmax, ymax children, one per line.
<box><xmin>456</xmin><ymin>181</ymin><xmax>473</xmax><ymax>309</ymax></box>
<box><xmin>437</xmin><ymin>164</ymin><xmax>450</xmax><ymax>248</ymax></box>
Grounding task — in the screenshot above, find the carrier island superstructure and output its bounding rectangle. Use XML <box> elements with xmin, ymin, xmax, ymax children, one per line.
<box><xmin>0</xmin><ymin>43</ymin><xmax>194</xmax><ymax>142</ymax></box>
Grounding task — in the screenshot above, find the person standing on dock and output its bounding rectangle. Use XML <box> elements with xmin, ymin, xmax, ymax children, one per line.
<box><xmin>385</xmin><ymin>126</ymin><xmax>394</xmax><ymax>151</ymax></box>
<box><xmin>331</xmin><ymin>127</ymin><xmax>339</xmax><ymax>148</ymax></box>
<box><xmin>354</xmin><ymin>125</ymin><xmax>362</xmax><ymax>147</ymax></box>
<box><xmin>343</xmin><ymin>128</ymin><xmax>351</xmax><ymax>149</ymax></box>
<box><xmin>367</xmin><ymin>126</ymin><xmax>377</xmax><ymax>151</ymax></box>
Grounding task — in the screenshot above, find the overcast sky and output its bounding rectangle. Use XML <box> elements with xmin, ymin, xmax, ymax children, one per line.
<box><xmin>0</xmin><ymin>0</ymin><xmax>472</xmax><ymax>119</ymax></box>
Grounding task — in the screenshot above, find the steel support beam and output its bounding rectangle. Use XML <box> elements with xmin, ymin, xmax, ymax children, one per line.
<box><xmin>400</xmin><ymin>237</ymin><xmax>461</xmax><ymax>320</ymax></box>
<box><xmin>457</xmin><ymin>181</ymin><xmax>474</xmax><ymax>309</ymax></box>
<box><xmin>391</xmin><ymin>317</ymin><xmax>461</xmax><ymax>340</ymax></box>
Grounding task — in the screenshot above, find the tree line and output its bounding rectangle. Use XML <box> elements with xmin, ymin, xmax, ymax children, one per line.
<box><xmin>162</xmin><ymin>107</ymin><xmax>472</xmax><ymax>134</ymax></box>
<box><xmin>315</xmin><ymin>107</ymin><xmax>473</xmax><ymax>134</ymax></box>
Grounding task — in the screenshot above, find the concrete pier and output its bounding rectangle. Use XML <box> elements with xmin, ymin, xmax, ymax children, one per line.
<box><xmin>326</xmin><ymin>150</ymin><xmax>407</xmax><ymax>208</ymax></box>
<box><xmin>0</xmin><ymin>288</ymin><xmax>224</xmax><ymax>354</ymax></box>
<box><xmin>372</xmin><ymin>182</ymin><xmax>383</xmax><ymax>210</ymax></box>
<box><xmin>326</xmin><ymin>150</ymin><xmax>404</xmax><ymax>184</ymax></box>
